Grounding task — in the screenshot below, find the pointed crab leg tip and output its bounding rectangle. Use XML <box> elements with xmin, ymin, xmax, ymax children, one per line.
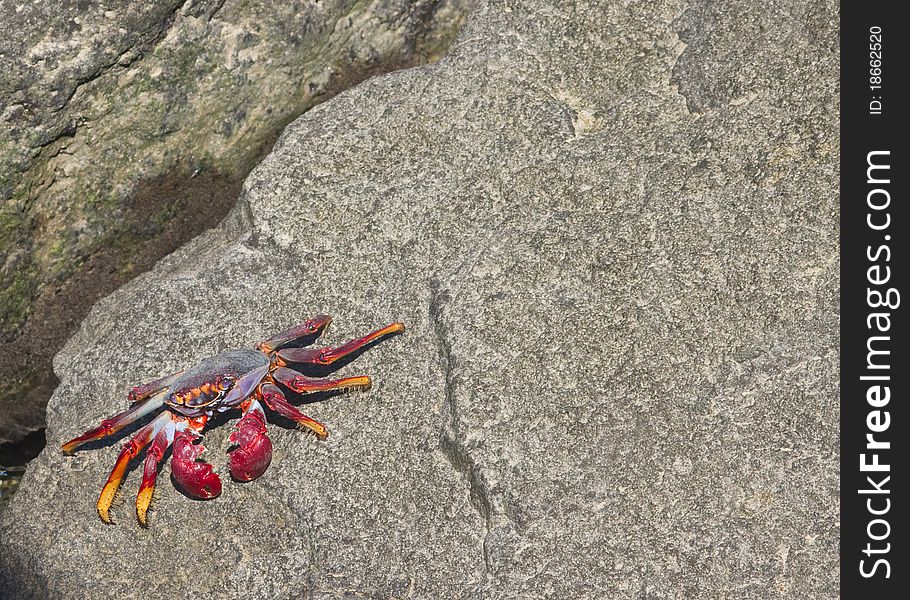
<box><xmin>333</xmin><ymin>375</ymin><xmax>371</xmax><ymax>392</ymax></box>
<box><xmin>98</xmin><ymin>486</ymin><xmax>119</xmax><ymax>524</ymax></box>
<box><xmin>62</xmin><ymin>431</ymin><xmax>100</xmax><ymax>454</ymax></box>
<box><xmin>297</xmin><ymin>421</ymin><xmax>329</xmax><ymax>442</ymax></box>
<box><xmin>61</xmin><ymin>429</ymin><xmax>106</xmax><ymax>454</ymax></box>
<box><xmin>296</xmin><ymin>416</ymin><xmax>328</xmax><ymax>440</ymax></box>
<box><xmin>298</xmin><ymin>418</ymin><xmax>328</xmax><ymax>440</ymax></box>
<box><xmin>367</xmin><ymin>322</ymin><xmax>405</xmax><ymax>342</ymax></box>
<box><xmin>97</xmin><ymin>490</ymin><xmax>119</xmax><ymax>524</ymax></box>
<box><xmin>96</xmin><ymin>454</ymin><xmax>132</xmax><ymax>524</ymax></box>
<box><xmin>136</xmin><ymin>487</ymin><xmax>154</xmax><ymax>527</ymax></box>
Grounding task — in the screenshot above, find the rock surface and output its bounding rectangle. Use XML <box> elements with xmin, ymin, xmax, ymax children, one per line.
<box><xmin>0</xmin><ymin>0</ymin><xmax>838</xmax><ymax>598</ymax></box>
<box><xmin>0</xmin><ymin>0</ymin><xmax>471</xmax><ymax>443</ymax></box>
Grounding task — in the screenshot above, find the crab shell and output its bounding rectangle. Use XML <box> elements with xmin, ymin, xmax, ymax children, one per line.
<box><xmin>164</xmin><ymin>350</ymin><xmax>270</xmax><ymax>417</ymax></box>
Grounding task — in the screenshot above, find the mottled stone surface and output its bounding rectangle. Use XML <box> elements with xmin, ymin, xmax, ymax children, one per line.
<box><xmin>0</xmin><ymin>0</ymin><xmax>838</xmax><ymax>598</ymax></box>
<box><xmin>0</xmin><ymin>0</ymin><xmax>471</xmax><ymax>443</ymax></box>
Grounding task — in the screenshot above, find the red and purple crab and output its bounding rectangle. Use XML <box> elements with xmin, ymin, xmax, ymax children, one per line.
<box><xmin>61</xmin><ymin>315</ymin><xmax>404</xmax><ymax>526</ymax></box>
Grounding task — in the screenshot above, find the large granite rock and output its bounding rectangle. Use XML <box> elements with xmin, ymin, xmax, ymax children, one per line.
<box><xmin>0</xmin><ymin>0</ymin><xmax>471</xmax><ymax>443</ymax></box>
<box><xmin>0</xmin><ymin>0</ymin><xmax>838</xmax><ymax>597</ymax></box>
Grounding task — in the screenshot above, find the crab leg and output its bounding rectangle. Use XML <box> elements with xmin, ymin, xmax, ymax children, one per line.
<box><xmin>275</xmin><ymin>322</ymin><xmax>404</xmax><ymax>366</ymax></box>
<box><xmin>127</xmin><ymin>370</ymin><xmax>184</xmax><ymax>403</ymax></box>
<box><xmin>257</xmin><ymin>315</ymin><xmax>333</xmax><ymax>353</ymax></box>
<box><xmin>97</xmin><ymin>411</ymin><xmax>172</xmax><ymax>523</ymax></box>
<box><xmin>61</xmin><ymin>393</ymin><xmax>165</xmax><ymax>454</ymax></box>
<box><xmin>272</xmin><ymin>367</ymin><xmax>372</xmax><ymax>395</ymax></box>
<box><xmin>259</xmin><ymin>383</ymin><xmax>328</xmax><ymax>439</ymax></box>
<box><xmin>135</xmin><ymin>416</ymin><xmax>186</xmax><ymax>527</ymax></box>
<box><xmin>228</xmin><ymin>398</ymin><xmax>272</xmax><ymax>481</ymax></box>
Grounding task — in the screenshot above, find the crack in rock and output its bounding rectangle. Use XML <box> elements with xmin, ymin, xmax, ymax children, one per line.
<box><xmin>429</xmin><ymin>279</ymin><xmax>495</xmax><ymax>584</ymax></box>
<box><xmin>57</xmin><ymin>0</ymin><xmax>184</xmax><ymax>111</ymax></box>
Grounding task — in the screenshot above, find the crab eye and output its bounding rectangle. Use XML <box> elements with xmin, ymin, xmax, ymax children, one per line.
<box><xmin>217</xmin><ymin>376</ymin><xmax>234</xmax><ymax>391</ymax></box>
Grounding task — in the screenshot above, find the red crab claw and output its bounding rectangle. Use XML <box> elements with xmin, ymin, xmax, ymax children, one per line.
<box><xmin>171</xmin><ymin>431</ymin><xmax>222</xmax><ymax>499</ymax></box>
<box><xmin>228</xmin><ymin>401</ymin><xmax>272</xmax><ymax>482</ymax></box>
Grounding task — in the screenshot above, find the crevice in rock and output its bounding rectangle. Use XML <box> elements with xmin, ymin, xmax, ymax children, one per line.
<box><xmin>304</xmin><ymin>514</ymin><xmax>320</xmax><ymax>599</ymax></box>
<box><xmin>429</xmin><ymin>279</ymin><xmax>495</xmax><ymax>583</ymax></box>
<box><xmin>199</xmin><ymin>0</ymin><xmax>230</xmax><ymax>22</ymax></box>
<box><xmin>0</xmin><ymin>429</ymin><xmax>44</xmax><ymax>509</ymax></box>
<box><xmin>669</xmin><ymin>0</ymin><xmax>709</xmax><ymax>114</ymax></box>
<box><xmin>57</xmin><ymin>0</ymin><xmax>185</xmax><ymax>111</ymax></box>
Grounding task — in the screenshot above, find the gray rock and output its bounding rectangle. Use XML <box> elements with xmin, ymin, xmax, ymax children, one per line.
<box><xmin>0</xmin><ymin>0</ymin><xmax>471</xmax><ymax>443</ymax></box>
<box><xmin>0</xmin><ymin>0</ymin><xmax>838</xmax><ymax>598</ymax></box>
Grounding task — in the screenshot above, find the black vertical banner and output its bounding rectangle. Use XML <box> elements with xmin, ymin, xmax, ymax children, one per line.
<box><xmin>841</xmin><ymin>2</ymin><xmax>908</xmax><ymax>597</ymax></box>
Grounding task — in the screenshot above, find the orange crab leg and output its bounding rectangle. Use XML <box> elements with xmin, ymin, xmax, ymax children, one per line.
<box><xmin>275</xmin><ymin>322</ymin><xmax>404</xmax><ymax>366</ymax></box>
<box><xmin>61</xmin><ymin>393</ymin><xmax>164</xmax><ymax>454</ymax></box>
<box><xmin>272</xmin><ymin>367</ymin><xmax>371</xmax><ymax>395</ymax></box>
<box><xmin>97</xmin><ymin>411</ymin><xmax>172</xmax><ymax>524</ymax></box>
<box><xmin>259</xmin><ymin>383</ymin><xmax>328</xmax><ymax>439</ymax></box>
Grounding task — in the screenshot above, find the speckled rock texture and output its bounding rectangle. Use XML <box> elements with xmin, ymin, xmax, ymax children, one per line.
<box><xmin>0</xmin><ymin>0</ymin><xmax>471</xmax><ymax>443</ymax></box>
<box><xmin>0</xmin><ymin>0</ymin><xmax>838</xmax><ymax>597</ymax></box>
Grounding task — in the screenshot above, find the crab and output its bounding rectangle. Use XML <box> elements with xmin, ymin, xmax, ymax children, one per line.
<box><xmin>61</xmin><ymin>315</ymin><xmax>404</xmax><ymax>526</ymax></box>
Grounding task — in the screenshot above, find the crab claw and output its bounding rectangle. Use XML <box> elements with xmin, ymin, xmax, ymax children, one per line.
<box><xmin>171</xmin><ymin>431</ymin><xmax>222</xmax><ymax>499</ymax></box>
<box><xmin>228</xmin><ymin>402</ymin><xmax>272</xmax><ymax>482</ymax></box>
